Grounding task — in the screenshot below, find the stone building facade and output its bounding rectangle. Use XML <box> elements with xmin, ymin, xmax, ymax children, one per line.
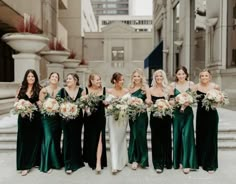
<box><xmin>153</xmin><ymin>0</ymin><xmax>236</xmax><ymax>109</ymax></box>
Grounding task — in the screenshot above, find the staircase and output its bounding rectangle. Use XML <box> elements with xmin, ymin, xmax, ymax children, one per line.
<box><xmin>1</xmin><ymin>126</ymin><xmax>236</xmax><ymax>152</ymax></box>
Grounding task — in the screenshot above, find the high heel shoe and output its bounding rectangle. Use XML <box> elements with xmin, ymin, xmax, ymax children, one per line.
<box><xmin>95</xmin><ymin>166</ymin><xmax>101</xmax><ymax>174</ymax></box>
<box><xmin>47</xmin><ymin>169</ymin><xmax>53</xmax><ymax>174</ymax></box>
<box><xmin>65</xmin><ymin>170</ymin><xmax>72</xmax><ymax>175</ymax></box>
<box><xmin>208</xmin><ymin>170</ymin><xmax>215</xmax><ymax>174</ymax></box>
<box><xmin>156</xmin><ymin>169</ymin><xmax>163</xmax><ymax>173</ymax></box>
<box><xmin>183</xmin><ymin>168</ymin><xmax>190</xmax><ymax>174</ymax></box>
<box><xmin>131</xmin><ymin>162</ymin><xmax>138</xmax><ymax>170</ymax></box>
<box><xmin>112</xmin><ymin>169</ymin><xmax>118</xmax><ymax>175</ymax></box>
<box><xmin>21</xmin><ymin>170</ymin><xmax>29</xmax><ymax>176</ymax></box>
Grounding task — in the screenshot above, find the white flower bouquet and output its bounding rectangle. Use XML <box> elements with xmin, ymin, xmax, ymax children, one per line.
<box><xmin>41</xmin><ymin>98</ymin><xmax>60</xmax><ymax>116</ymax></box>
<box><xmin>202</xmin><ymin>89</ymin><xmax>229</xmax><ymax>110</ymax></box>
<box><xmin>127</xmin><ymin>97</ymin><xmax>146</xmax><ymax>121</ymax></box>
<box><xmin>59</xmin><ymin>101</ymin><xmax>79</xmax><ymax>120</ymax></box>
<box><xmin>106</xmin><ymin>97</ymin><xmax>128</xmax><ymax>121</ymax></box>
<box><xmin>175</xmin><ymin>91</ymin><xmax>196</xmax><ymax>112</ymax></box>
<box><xmin>12</xmin><ymin>99</ymin><xmax>37</xmax><ymax>119</ymax></box>
<box><xmin>150</xmin><ymin>99</ymin><xmax>173</xmax><ymax>118</ymax></box>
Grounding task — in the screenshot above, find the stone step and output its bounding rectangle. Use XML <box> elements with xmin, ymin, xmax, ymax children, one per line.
<box><xmin>1</xmin><ymin>140</ymin><xmax>236</xmax><ymax>153</ymax></box>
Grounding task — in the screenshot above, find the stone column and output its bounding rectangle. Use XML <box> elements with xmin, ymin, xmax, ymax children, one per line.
<box><xmin>13</xmin><ymin>53</ymin><xmax>41</xmax><ymax>82</ymax></box>
<box><xmin>76</xmin><ymin>65</ymin><xmax>90</xmax><ymax>88</ymax></box>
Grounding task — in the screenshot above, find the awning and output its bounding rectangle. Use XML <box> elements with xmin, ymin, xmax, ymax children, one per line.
<box><xmin>144</xmin><ymin>41</ymin><xmax>163</xmax><ymax>69</ymax></box>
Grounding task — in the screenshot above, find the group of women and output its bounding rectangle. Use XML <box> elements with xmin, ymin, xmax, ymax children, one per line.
<box><xmin>15</xmin><ymin>66</ymin><xmax>220</xmax><ymax>176</ymax></box>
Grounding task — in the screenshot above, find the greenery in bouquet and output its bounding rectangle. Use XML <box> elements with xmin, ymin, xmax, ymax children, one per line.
<box><xmin>127</xmin><ymin>97</ymin><xmax>147</xmax><ymax>121</ymax></box>
<box><xmin>150</xmin><ymin>99</ymin><xmax>173</xmax><ymax>118</ymax></box>
<box><xmin>202</xmin><ymin>89</ymin><xmax>229</xmax><ymax>111</ymax></box>
<box><xmin>78</xmin><ymin>93</ymin><xmax>104</xmax><ymax>115</ymax></box>
<box><xmin>11</xmin><ymin>99</ymin><xmax>38</xmax><ymax>120</ymax></box>
<box><xmin>106</xmin><ymin>97</ymin><xmax>128</xmax><ymax>122</ymax></box>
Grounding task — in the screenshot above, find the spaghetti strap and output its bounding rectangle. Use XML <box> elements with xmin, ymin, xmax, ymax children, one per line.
<box><xmin>103</xmin><ymin>87</ymin><xmax>106</xmax><ymax>96</ymax></box>
<box><xmin>85</xmin><ymin>87</ymin><xmax>88</xmax><ymax>95</ymax></box>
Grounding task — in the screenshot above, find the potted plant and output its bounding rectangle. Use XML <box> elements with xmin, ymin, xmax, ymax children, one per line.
<box><xmin>63</xmin><ymin>50</ymin><xmax>80</xmax><ymax>68</ymax></box>
<box><xmin>1</xmin><ymin>14</ymin><xmax>49</xmax><ymax>53</ymax></box>
<box><xmin>40</xmin><ymin>39</ymin><xmax>70</xmax><ymax>63</ymax></box>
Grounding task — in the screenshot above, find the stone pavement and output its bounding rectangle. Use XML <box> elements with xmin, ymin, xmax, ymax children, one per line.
<box><xmin>0</xmin><ymin>151</ymin><xmax>236</xmax><ymax>184</ymax></box>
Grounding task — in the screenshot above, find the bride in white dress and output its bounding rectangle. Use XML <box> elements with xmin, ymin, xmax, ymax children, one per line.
<box><xmin>105</xmin><ymin>72</ymin><xmax>130</xmax><ymax>174</ymax></box>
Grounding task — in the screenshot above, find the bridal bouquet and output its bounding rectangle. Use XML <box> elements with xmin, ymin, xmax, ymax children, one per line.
<box><xmin>127</xmin><ymin>97</ymin><xmax>146</xmax><ymax>121</ymax></box>
<box><xmin>202</xmin><ymin>89</ymin><xmax>229</xmax><ymax>110</ymax></box>
<box><xmin>106</xmin><ymin>98</ymin><xmax>128</xmax><ymax>121</ymax></box>
<box><xmin>12</xmin><ymin>99</ymin><xmax>37</xmax><ymax>119</ymax></box>
<box><xmin>58</xmin><ymin>101</ymin><xmax>79</xmax><ymax>120</ymax></box>
<box><xmin>78</xmin><ymin>93</ymin><xmax>103</xmax><ymax>115</ymax></box>
<box><xmin>41</xmin><ymin>98</ymin><xmax>60</xmax><ymax>116</ymax></box>
<box><xmin>150</xmin><ymin>99</ymin><xmax>173</xmax><ymax>118</ymax></box>
<box><xmin>175</xmin><ymin>91</ymin><xmax>196</xmax><ymax>112</ymax></box>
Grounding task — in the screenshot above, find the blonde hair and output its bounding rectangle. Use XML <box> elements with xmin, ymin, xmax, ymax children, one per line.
<box><xmin>199</xmin><ymin>68</ymin><xmax>212</xmax><ymax>82</ymax></box>
<box><xmin>129</xmin><ymin>68</ymin><xmax>147</xmax><ymax>91</ymax></box>
<box><xmin>88</xmin><ymin>73</ymin><xmax>102</xmax><ymax>88</ymax></box>
<box><xmin>151</xmin><ymin>69</ymin><xmax>169</xmax><ymax>99</ymax></box>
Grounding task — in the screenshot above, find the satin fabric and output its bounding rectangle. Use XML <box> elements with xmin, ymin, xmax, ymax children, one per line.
<box><xmin>106</xmin><ymin>93</ymin><xmax>129</xmax><ymax>171</ymax></box>
<box><xmin>128</xmin><ymin>89</ymin><xmax>149</xmax><ymax>167</ymax></box>
<box><xmin>172</xmin><ymin>88</ymin><xmax>198</xmax><ymax>169</ymax></box>
<box><xmin>40</xmin><ymin>93</ymin><xmax>63</xmax><ymax>172</ymax></box>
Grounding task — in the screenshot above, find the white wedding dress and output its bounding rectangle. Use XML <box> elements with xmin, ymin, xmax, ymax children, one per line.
<box><xmin>106</xmin><ymin>93</ymin><xmax>130</xmax><ymax>171</ymax></box>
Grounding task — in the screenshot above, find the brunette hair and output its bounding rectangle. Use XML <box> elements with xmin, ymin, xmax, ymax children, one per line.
<box><xmin>175</xmin><ymin>66</ymin><xmax>189</xmax><ymax>81</ymax></box>
<box><xmin>18</xmin><ymin>69</ymin><xmax>42</xmax><ymax>99</ymax></box>
<box><xmin>49</xmin><ymin>72</ymin><xmax>60</xmax><ymax>81</ymax></box>
<box><xmin>67</xmin><ymin>73</ymin><xmax>80</xmax><ymax>86</ymax></box>
<box><xmin>110</xmin><ymin>72</ymin><xmax>123</xmax><ymax>84</ymax></box>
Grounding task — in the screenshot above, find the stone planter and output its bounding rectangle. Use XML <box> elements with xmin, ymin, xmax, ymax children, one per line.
<box><xmin>63</xmin><ymin>59</ymin><xmax>80</xmax><ymax>68</ymax></box>
<box><xmin>40</xmin><ymin>50</ymin><xmax>70</xmax><ymax>63</ymax></box>
<box><xmin>2</xmin><ymin>33</ymin><xmax>49</xmax><ymax>53</ymax></box>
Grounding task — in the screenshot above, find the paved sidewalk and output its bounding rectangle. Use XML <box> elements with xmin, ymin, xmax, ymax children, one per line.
<box><xmin>0</xmin><ymin>151</ymin><xmax>236</xmax><ymax>184</ymax></box>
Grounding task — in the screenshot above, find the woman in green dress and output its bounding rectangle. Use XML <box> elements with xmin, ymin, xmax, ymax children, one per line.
<box><xmin>128</xmin><ymin>68</ymin><xmax>151</xmax><ymax>170</ymax></box>
<box><xmin>149</xmin><ymin>70</ymin><xmax>172</xmax><ymax>173</ymax></box>
<box><xmin>82</xmin><ymin>73</ymin><xmax>107</xmax><ymax>174</ymax></box>
<box><xmin>170</xmin><ymin>66</ymin><xmax>198</xmax><ymax>174</ymax></box>
<box><xmin>195</xmin><ymin>69</ymin><xmax>220</xmax><ymax>173</ymax></box>
<box><xmin>16</xmin><ymin>69</ymin><xmax>42</xmax><ymax>176</ymax></box>
<box><xmin>57</xmin><ymin>73</ymin><xmax>84</xmax><ymax>174</ymax></box>
<box><xmin>39</xmin><ymin>72</ymin><xmax>63</xmax><ymax>173</ymax></box>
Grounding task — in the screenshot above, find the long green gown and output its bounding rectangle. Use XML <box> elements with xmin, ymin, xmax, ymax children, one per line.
<box><xmin>196</xmin><ymin>90</ymin><xmax>219</xmax><ymax>171</ymax></box>
<box><xmin>40</xmin><ymin>93</ymin><xmax>63</xmax><ymax>172</ymax></box>
<box><xmin>17</xmin><ymin>94</ymin><xmax>42</xmax><ymax>170</ymax></box>
<box><xmin>83</xmin><ymin>87</ymin><xmax>107</xmax><ymax>170</ymax></box>
<box><xmin>173</xmin><ymin>88</ymin><xmax>198</xmax><ymax>169</ymax></box>
<box><xmin>57</xmin><ymin>88</ymin><xmax>84</xmax><ymax>172</ymax></box>
<box><xmin>150</xmin><ymin>96</ymin><xmax>172</xmax><ymax>171</ymax></box>
<box><xmin>128</xmin><ymin>89</ymin><xmax>149</xmax><ymax>167</ymax></box>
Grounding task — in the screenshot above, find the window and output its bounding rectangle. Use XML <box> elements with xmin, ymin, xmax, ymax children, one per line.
<box><xmin>112</xmin><ymin>47</ymin><xmax>124</xmax><ymax>61</ymax></box>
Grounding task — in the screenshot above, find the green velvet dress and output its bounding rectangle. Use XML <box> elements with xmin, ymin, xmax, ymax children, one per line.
<box><xmin>173</xmin><ymin>88</ymin><xmax>198</xmax><ymax>169</ymax></box>
<box><xmin>150</xmin><ymin>96</ymin><xmax>172</xmax><ymax>171</ymax></box>
<box><xmin>83</xmin><ymin>87</ymin><xmax>107</xmax><ymax>170</ymax></box>
<box><xmin>40</xmin><ymin>93</ymin><xmax>63</xmax><ymax>172</ymax></box>
<box><xmin>17</xmin><ymin>94</ymin><xmax>42</xmax><ymax>170</ymax></box>
<box><xmin>128</xmin><ymin>89</ymin><xmax>149</xmax><ymax>167</ymax></box>
<box><xmin>196</xmin><ymin>90</ymin><xmax>219</xmax><ymax>171</ymax></box>
<box><xmin>57</xmin><ymin>88</ymin><xmax>84</xmax><ymax>172</ymax></box>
